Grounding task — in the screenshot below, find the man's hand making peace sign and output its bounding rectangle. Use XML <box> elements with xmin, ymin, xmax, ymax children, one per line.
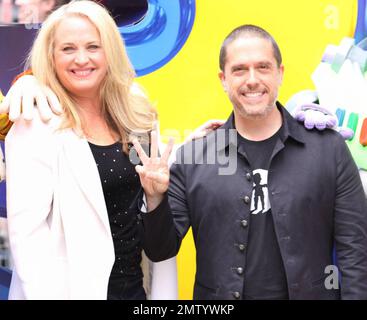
<box><xmin>133</xmin><ymin>131</ymin><xmax>175</xmax><ymax>212</ymax></box>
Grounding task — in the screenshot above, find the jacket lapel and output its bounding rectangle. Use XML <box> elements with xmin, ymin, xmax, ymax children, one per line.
<box><xmin>61</xmin><ymin>129</ymin><xmax>111</xmax><ymax>233</ymax></box>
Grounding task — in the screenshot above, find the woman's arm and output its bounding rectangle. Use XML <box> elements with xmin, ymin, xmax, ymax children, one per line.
<box><xmin>6</xmin><ymin>112</ymin><xmax>63</xmax><ymax>299</ymax></box>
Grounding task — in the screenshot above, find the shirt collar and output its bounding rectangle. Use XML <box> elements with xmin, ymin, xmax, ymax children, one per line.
<box><xmin>217</xmin><ymin>101</ymin><xmax>306</xmax><ymax>153</ymax></box>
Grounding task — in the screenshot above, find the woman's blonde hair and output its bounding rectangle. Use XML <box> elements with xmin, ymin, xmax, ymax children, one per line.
<box><xmin>27</xmin><ymin>0</ymin><xmax>157</xmax><ymax>150</ymax></box>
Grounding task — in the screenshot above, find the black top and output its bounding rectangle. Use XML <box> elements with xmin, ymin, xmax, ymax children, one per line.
<box><xmin>237</xmin><ymin>128</ymin><xmax>289</xmax><ymax>300</ymax></box>
<box><xmin>89</xmin><ymin>141</ymin><xmax>145</xmax><ymax>300</ymax></box>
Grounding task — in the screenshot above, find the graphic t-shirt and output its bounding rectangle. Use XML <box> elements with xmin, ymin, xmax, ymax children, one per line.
<box><xmin>237</xmin><ymin>127</ymin><xmax>289</xmax><ymax>300</ymax></box>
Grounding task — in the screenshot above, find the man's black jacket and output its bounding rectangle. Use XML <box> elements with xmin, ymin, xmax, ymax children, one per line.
<box><xmin>141</xmin><ymin>104</ymin><xmax>367</xmax><ymax>300</ymax></box>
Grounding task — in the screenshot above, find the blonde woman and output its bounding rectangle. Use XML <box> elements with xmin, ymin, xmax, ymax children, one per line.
<box><xmin>5</xmin><ymin>0</ymin><xmax>177</xmax><ymax>300</ymax></box>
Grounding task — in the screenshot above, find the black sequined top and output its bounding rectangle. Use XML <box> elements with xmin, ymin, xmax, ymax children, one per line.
<box><xmin>89</xmin><ymin>141</ymin><xmax>144</xmax><ymax>299</ymax></box>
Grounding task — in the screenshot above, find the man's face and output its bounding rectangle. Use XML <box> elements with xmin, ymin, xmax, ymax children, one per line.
<box><xmin>219</xmin><ymin>36</ymin><xmax>284</xmax><ymax>120</ymax></box>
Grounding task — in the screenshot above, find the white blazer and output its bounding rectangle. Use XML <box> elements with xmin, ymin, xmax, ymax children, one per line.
<box><xmin>5</xmin><ymin>113</ymin><xmax>177</xmax><ymax>300</ymax></box>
